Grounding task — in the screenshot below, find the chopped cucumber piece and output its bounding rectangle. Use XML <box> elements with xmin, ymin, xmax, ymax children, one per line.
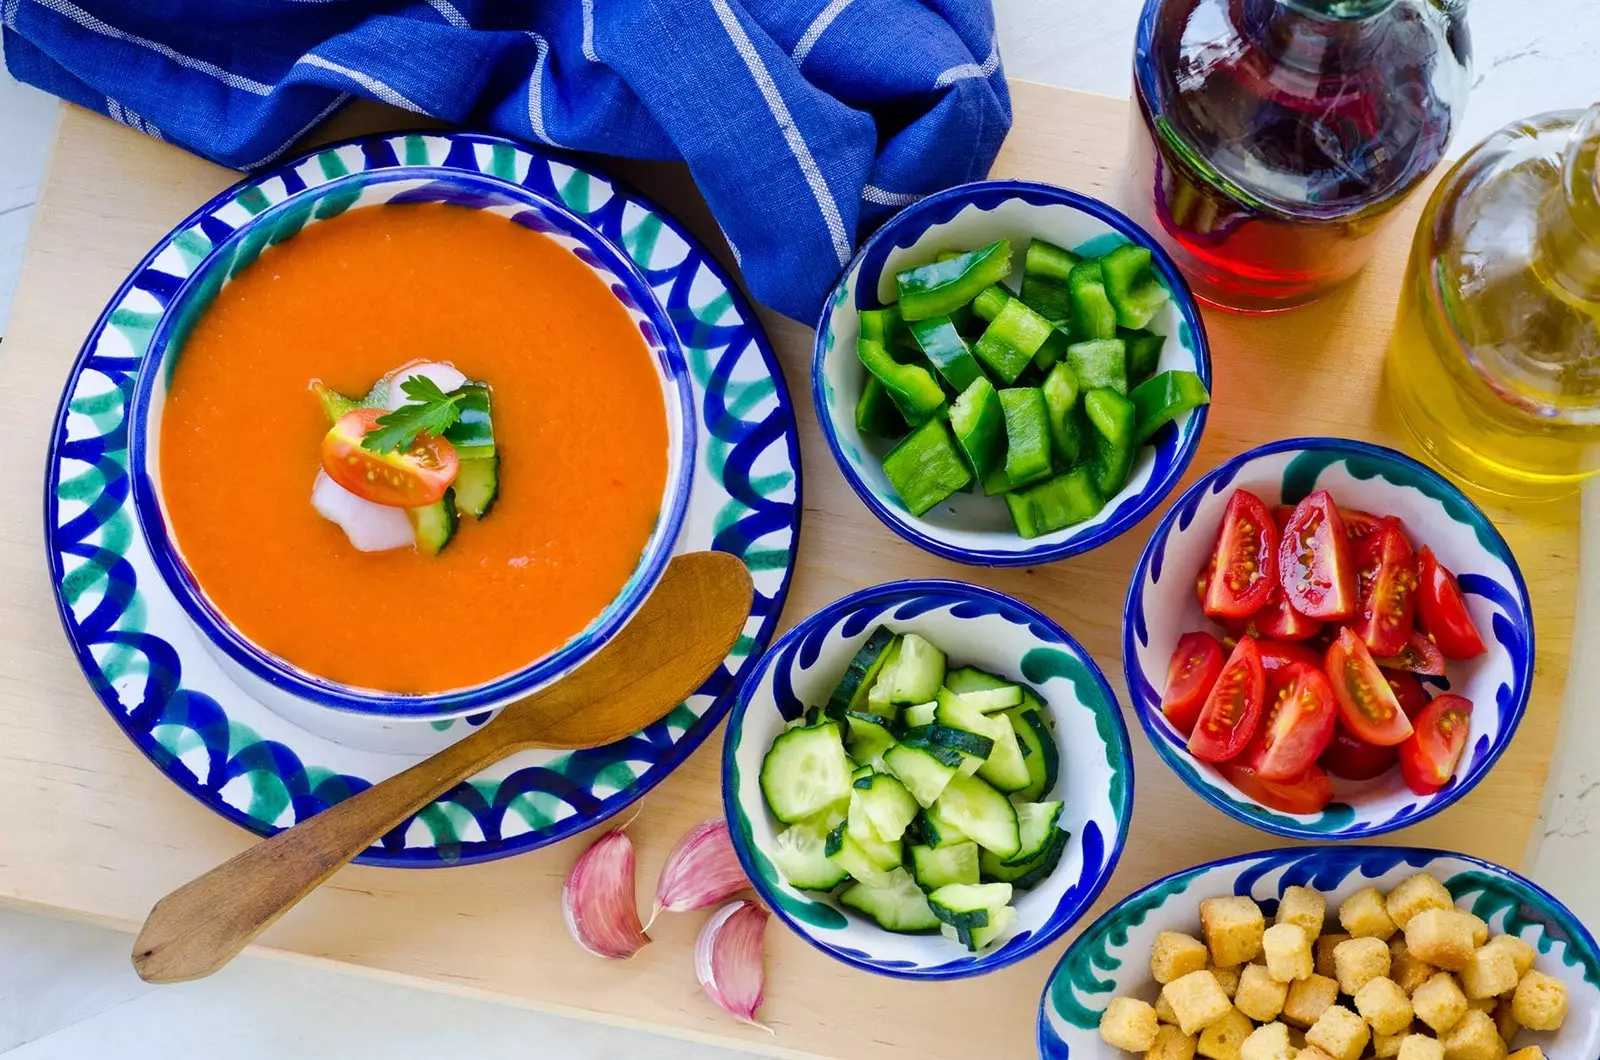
<box><xmin>882</xmin><ymin>743</ymin><xmax>960</xmax><ymax>808</ymax></box>
<box><xmin>903</xmin><ymin>723</ymin><xmax>995</xmax><ymax>762</ymax></box>
<box><xmin>1006</xmin><ymin>801</ymin><xmax>1065</xmax><ymax>866</ymax></box>
<box><xmin>928</xmin><ymin>882</ymin><xmax>1013</xmax><ymax>949</ymax></box>
<box><xmin>408</xmin><ymin>491</ymin><xmax>458</xmax><ymax>556</ymax></box>
<box><xmin>943</xmin><ymin>667</ymin><xmax>1010</xmax><ymax>694</ymax></box>
<box><xmin>903</xmin><ymin>701</ymin><xmax>938</xmax><ymax>728</ymax></box>
<box><xmin>771</xmin><ymin>819</ymin><xmax>849</xmax><ymax>891</ymax></box>
<box><xmin>957</xmin><ymin>686</ymin><xmax>1023</xmax><ymax>713</ymax></box>
<box><xmin>979</xmin><ymin>827</ymin><xmax>1069</xmax><ymax>888</ymax></box>
<box><xmin>844</xmin><ymin>711</ymin><xmax>899</xmax><ymax>767</ymax></box>
<box><xmin>920</xmin><ymin>804</ymin><xmax>969</xmax><ymax>847</ymax></box>
<box><xmin>826</xmin><ymin>823</ymin><xmax>898</xmax><ymax>886</ymax></box>
<box><xmin>760</xmin><ymin>722</ymin><xmax>854</xmax><ymax>824</ymax></box>
<box><xmin>452</xmin><ymin>455</ymin><xmax>500</xmax><ymax>519</ymax></box>
<box><xmin>852</xmin><ymin>772</ymin><xmax>920</xmax><ymax>843</ymax></box>
<box><xmin>930</xmin><ymin>774</ymin><xmax>1020</xmax><ymax>859</ymax></box>
<box><xmin>839</xmin><ymin>867</ymin><xmax>941</xmax><ymax>933</ymax></box>
<box><xmin>948</xmin><ymin>904</ymin><xmax>1018</xmax><ymax>951</ymax></box>
<box><xmin>826</xmin><ymin>627</ymin><xmax>896</xmax><ymax>719</ymax></box>
<box><xmin>1004</xmin><ymin>703</ymin><xmax>1060</xmax><ymax>802</ymax></box>
<box><xmin>890</xmin><ymin>633</ymin><xmax>946</xmax><ymax>704</ymax></box>
<box><xmin>911</xmin><ymin>841</ymin><xmax>981</xmax><ymax>890</ymax></box>
<box><xmin>934</xmin><ymin>689</ymin><xmax>1028</xmax><ymax>792</ymax></box>
<box><xmin>444</xmin><ymin>382</ymin><xmax>496</xmax><ymax>459</ymax></box>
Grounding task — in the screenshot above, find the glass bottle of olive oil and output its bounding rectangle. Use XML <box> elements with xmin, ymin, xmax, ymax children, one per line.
<box><xmin>1386</xmin><ymin>105</ymin><xmax>1600</xmax><ymax>500</ymax></box>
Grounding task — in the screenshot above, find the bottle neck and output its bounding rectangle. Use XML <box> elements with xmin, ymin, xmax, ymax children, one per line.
<box><xmin>1247</xmin><ymin>0</ymin><xmax>1397</xmax><ymax>71</ymax></box>
<box><xmin>1540</xmin><ymin>104</ymin><xmax>1600</xmax><ymax>301</ymax></box>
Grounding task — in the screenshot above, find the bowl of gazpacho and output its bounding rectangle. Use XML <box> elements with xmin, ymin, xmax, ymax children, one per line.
<box><xmin>129</xmin><ymin>168</ymin><xmax>695</xmax><ymax>725</ymax></box>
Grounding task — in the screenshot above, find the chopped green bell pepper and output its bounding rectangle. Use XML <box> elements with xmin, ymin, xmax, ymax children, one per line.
<box><xmin>1068</xmin><ymin>260</ymin><xmax>1118</xmax><ymax>341</ymax></box>
<box><xmin>1065</xmin><ymin>338</ymin><xmax>1128</xmax><ymax>395</ymax></box>
<box><xmin>882</xmin><ymin>417</ymin><xmax>973</xmax><ymax>516</ymax></box>
<box><xmin>1085</xmin><ymin>387</ymin><xmax>1137</xmax><ymax>499</ymax></box>
<box><xmin>998</xmin><ymin>387</ymin><xmax>1053</xmax><ymax>488</ymax></box>
<box><xmin>856</xmin><ymin>376</ymin><xmax>908</xmax><ymax>438</ymax></box>
<box><xmin>1040</xmin><ymin>363</ymin><xmax>1084</xmax><ymax>466</ymax></box>
<box><xmin>1019</xmin><ymin>238</ymin><xmax>1077</xmax><ymax>326</ymax></box>
<box><xmin>1004</xmin><ymin>467</ymin><xmax>1103</xmax><ymax>538</ymax></box>
<box><xmin>1099</xmin><ymin>243</ymin><xmax>1170</xmax><ymax>330</ymax></box>
<box><xmin>974</xmin><ymin>299</ymin><xmax>1054</xmax><ymax>384</ymax></box>
<box><xmin>859</xmin><ymin>306</ymin><xmax>907</xmax><ymax>347</ymax></box>
<box><xmin>949</xmin><ymin>377</ymin><xmax>1005</xmax><ymax>480</ymax></box>
<box><xmin>971</xmin><ymin>284</ymin><xmax>1012</xmax><ymax>323</ymax></box>
<box><xmin>908</xmin><ymin>316</ymin><xmax>984</xmax><ymax>392</ymax></box>
<box><xmin>896</xmin><ymin>240</ymin><xmax>1014</xmax><ymax>321</ymax></box>
<box><xmin>857</xmin><ymin>337</ymin><xmax>944</xmax><ymax>425</ymax></box>
<box><xmin>1119</xmin><ymin>327</ymin><xmax>1165</xmax><ymax>386</ymax></box>
<box><xmin>1130</xmin><ymin>370</ymin><xmax>1210</xmax><ymax>444</ymax></box>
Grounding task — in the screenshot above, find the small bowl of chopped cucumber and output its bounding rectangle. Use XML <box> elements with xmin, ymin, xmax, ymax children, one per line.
<box><xmin>722</xmin><ymin>579</ymin><xmax>1135</xmax><ymax>979</ymax></box>
<box><xmin>812</xmin><ymin>180</ymin><xmax>1212</xmax><ymax>566</ymax></box>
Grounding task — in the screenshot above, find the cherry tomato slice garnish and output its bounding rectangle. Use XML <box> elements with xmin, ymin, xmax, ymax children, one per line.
<box><xmin>1399</xmin><ymin>693</ymin><xmax>1473</xmax><ymax>795</ymax></box>
<box><xmin>1326</xmin><ymin>627</ymin><xmax>1414</xmax><ymax>747</ymax></box>
<box><xmin>1383</xmin><ymin>669</ymin><xmax>1430</xmax><ymax>719</ymax></box>
<box><xmin>1248</xmin><ymin>662</ymin><xmax>1338</xmax><ymax>780</ymax></box>
<box><xmin>1221</xmin><ymin>761</ymin><xmax>1335</xmax><ymax>815</ymax></box>
<box><xmin>1258</xmin><ymin>640</ymin><xmax>1324</xmax><ymax>673</ymax></box>
<box><xmin>1350</xmin><ymin>525</ymin><xmax>1418</xmax><ymax>657</ymax></box>
<box><xmin>321</xmin><ymin>408</ymin><xmax>459</xmax><ymax>508</ymax></box>
<box><xmin>1278</xmin><ymin>490</ymin><xmax>1357</xmax><ymax>620</ymax></box>
<box><xmin>1340</xmin><ymin>509</ymin><xmax>1403</xmax><ymax>543</ymax></box>
<box><xmin>1188</xmin><ymin>636</ymin><xmax>1266</xmax><ymax>763</ymax></box>
<box><xmin>1375</xmin><ymin>630</ymin><xmax>1447</xmax><ymax>677</ymax></box>
<box><xmin>1162</xmin><ymin>631</ymin><xmax>1226</xmax><ymax>735</ymax></box>
<box><xmin>1416</xmin><ymin>545</ymin><xmax>1487</xmax><ymax>659</ymax></box>
<box><xmin>1319</xmin><ymin>725</ymin><xmax>1399</xmax><ymax>781</ymax></box>
<box><xmin>1196</xmin><ymin>557</ymin><xmax>1216</xmax><ymax>609</ymax></box>
<box><xmin>1253</xmin><ymin>589</ymin><xmax>1323</xmax><ymax>642</ymax></box>
<box><xmin>1204</xmin><ymin>491</ymin><xmax>1279</xmax><ymax>620</ymax></box>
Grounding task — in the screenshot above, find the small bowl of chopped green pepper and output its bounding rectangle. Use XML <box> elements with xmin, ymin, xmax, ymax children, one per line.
<box><xmin>812</xmin><ymin>180</ymin><xmax>1212</xmax><ymax>566</ymax></box>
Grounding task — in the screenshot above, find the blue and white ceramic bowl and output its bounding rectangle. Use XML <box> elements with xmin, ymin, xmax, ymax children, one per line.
<box><xmin>1124</xmin><ymin>437</ymin><xmax>1535</xmax><ymax>840</ymax></box>
<box><xmin>812</xmin><ymin>180</ymin><xmax>1211</xmax><ymax>567</ymax></box>
<box><xmin>722</xmin><ymin>580</ymin><xmax>1135</xmax><ymax>979</ymax></box>
<box><xmin>1039</xmin><ymin>846</ymin><xmax>1600</xmax><ymax>1058</ymax></box>
<box><xmin>127</xmin><ymin>166</ymin><xmax>696</xmax><ymax>726</ymax></box>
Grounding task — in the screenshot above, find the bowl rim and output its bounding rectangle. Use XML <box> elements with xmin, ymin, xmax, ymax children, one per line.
<box><xmin>1036</xmin><ymin>843</ymin><xmax>1600</xmax><ymax>1055</ymax></box>
<box><xmin>721</xmin><ymin>577</ymin><xmax>1137</xmax><ymax>981</ymax></box>
<box><xmin>1120</xmin><ymin>435</ymin><xmax>1536</xmax><ymax>839</ymax></box>
<box><xmin>124</xmin><ymin>162</ymin><xmax>698</xmax><ymax>718</ymax></box>
<box><xmin>809</xmin><ymin>178</ymin><xmax>1212</xmax><ymax>568</ymax></box>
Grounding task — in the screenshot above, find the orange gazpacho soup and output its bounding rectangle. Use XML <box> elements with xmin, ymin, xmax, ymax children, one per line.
<box><xmin>159</xmin><ymin>203</ymin><xmax>670</xmax><ymax>693</ymax></box>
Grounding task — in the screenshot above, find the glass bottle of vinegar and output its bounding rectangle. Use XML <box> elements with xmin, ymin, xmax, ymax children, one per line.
<box><xmin>1387</xmin><ymin>106</ymin><xmax>1600</xmax><ymax>500</ymax></box>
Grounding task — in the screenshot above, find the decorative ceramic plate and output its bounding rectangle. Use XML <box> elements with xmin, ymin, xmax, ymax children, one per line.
<box><xmin>45</xmin><ymin>132</ymin><xmax>801</xmax><ymax>867</ymax></box>
<box><xmin>1038</xmin><ymin>846</ymin><xmax>1600</xmax><ymax>1058</ymax></box>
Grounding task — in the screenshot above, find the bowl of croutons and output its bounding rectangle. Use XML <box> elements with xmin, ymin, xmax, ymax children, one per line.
<box><xmin>1039</xmin><ymin>846</ymin><xmax>1597</xmax><ymax>1060</ymax></box>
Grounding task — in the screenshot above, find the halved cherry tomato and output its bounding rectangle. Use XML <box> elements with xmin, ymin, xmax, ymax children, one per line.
<box><xmin>1162</xmin><ymin>631</ymin><xmax>1225</xmax><ymax>734</ymax></box>
<box><xmin>1416</xmin><ymin>546</ymin><xmax>1487</xmax><ymax>659</ymax></box>
<box><xmin>1350</xmin><ymin>525</ymin><xmax>1418</xmax><ymax>657</ymax></box>
<box><xmin>1399</xmin><ymin>693</ymin><xmax>1473</xmax><ymax>795</ymax></box>
<box><xmin>1248</xmin><ymin>662</ymin><xmax>1338</xmax><ymax>780</ymax></box>
<box><xmin>1222</xmin><ymin>761</ymin><xmax>1335</xmax><ymax>815</ymax></box>
<box><xmin>1258</xmin><ymin>640</ymin><xmax>1324</xmax><ymax>673</ymax></box>
<box><xmin>1320</xmin><ymin>725</ymin><xmax>1399</xmax><ymax>781</ymax></box>
<box><xmin>321</xmin><ymin>408</ymin><xmax>459</xmax><ymax>508</ymax></box>
<box><xmin>1341</xmin><ymin>509</ymin><xmax>1403</xmax><ymax>543</ymax></box>
<box><xmin>1375</xmin><ymin>630</ymin><xmax>1446</xmax><ymax>677</ymax></box>
<box><xmin>1196</xmin><ymin>557</ymin><xmax>1216</xmax><ymax>609</ymax></box>
<box><xmin>1204</xmin><ymin>491</ymin><xmax>1279</xmax><ymax>620</ymax></box>
<box><xmin>1188</xmin><ymin>636</ymin><xmax>1266</xmax><ymax>763</ymax></box>
<box><xmin>1278</xmin><ymin>490</ymin><xmax>1357</xmax><ymax>620</ymax></box>
<box><xmin>1254</xmin><ymin>589</ymin><xmax>1323</xmax><ymax>641</ymax></box>
<box><xmin>1326</xmin><ymin>627</ymin><xmax>1414</xmax><ymax>747</ymax></box>
<box><xmin>1383</xmin><ymin>669</ymin><xmax>1430</xmax><ymax>718</ymax></box>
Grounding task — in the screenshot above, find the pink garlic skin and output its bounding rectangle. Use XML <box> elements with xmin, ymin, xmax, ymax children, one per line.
<box><xmin>561</xmin><ymin>826</ymin><xmax>650</xmax><ymax>960</ymax></box>
<box><xmin>695</xmin><ymin>899</ymin><xmax>771</xmax><ymax>1031</ymax></box>
<box><xmin>653</xmin><ymin>818</ymin><xmax>749</xmax><ymax>924</ymax></box>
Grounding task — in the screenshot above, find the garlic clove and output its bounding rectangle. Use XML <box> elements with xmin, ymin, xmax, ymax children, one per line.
<box><xmin>695</xmin><ymin>899</ymin><xmax>771</xmax><ymax>1032</ymax></box>
<box><xmin>561</xmin><ymin>826</ymin><xmax>650</xmax><ymax>959</ymax></box>
<box><xmin>650</xmin><ymin>818</ymin><xmax>749</xmax><ymax>927</ymax></box>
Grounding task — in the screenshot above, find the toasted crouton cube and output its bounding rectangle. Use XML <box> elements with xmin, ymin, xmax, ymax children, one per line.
<box><xmin>1479</xmin><ymin>935</ymin><xmax>1536</xmax><ymax>979</ymax></box>
<box><xmin>1315</xmin><ymin>933</ymin><xmax>1350</xmax><ymax>978</ymax></box>
<box><xmin>1340</xmin><ymin>887</ymin><xmax>1398</xmax><ymax>940</ymax></box>
<box><xmin>1391</xmin><ymin>938</ymin><xmax>1435</xmax><ymax>995</ymax></box>
<box><xmin>1374</xmin><ymin>1025</ymin><xmax>1415</xmax><ymax>1058</ymax></box>
<box><xmin>1356</xmin><ymin>976</ymin><xmax>1415</xmax><ymax>1035</ymax></box>
<box><xmin>1490</xmin><ymin>997</ymin><xmax>1517</xmax><ymax>1042</ymax></box>
<box><xmin>1407</xmin><ymin>909</ymin><xmax>1476</xmax><ymax>972</ymax></box>
<box><xmin>1148</xmin><ymin>1024</ymin><xmax>1199</xmax><ymax>1060</ymax></box>
<box><xmin>1467</xmin><ymin>996</ymin><xmax>1496</xmax><ymax>1014</ymax></box>
<box><xmin>1298</xmin><ymin>1050</ymin><xmax>1336</xmax><ymax>1060</ymax></box>
<box><xmin>1164</xmin><ymin>970</ymin><xmax>1235</xmax><ymax>1036</ymax></box>
<box><xmin>1264</xmin><ymin>923</ymin><xmax>1314</xmax><ymax>983</ymax></box>
<box><xmin>1387</xmin><ymin>874</ymin><xmax>1454</xmax><ymax>930</ymax></box>
<box><xmin>1102</xmin><ymin>997</ymin><xmax>1161</xmax><ymax>1052</ymax></box>
<box><xmin>1236</xmin><ymin>963</ymin><xmax>1289</xmax><ymax>1021</ymax></box>
<box><xmin>1437</xmin><ymin>1008</ymin><xmax>1505</xmax><ymax>1060</ymax></box>
<box><xmin>1461</xmin><ymin>911</ymin><xmax>1490</xmax><ymax>947</ymax></box>
<box><xmin>1413</xmin><ymin>972</ymin><xmax>1469</xmax><ymax>1034</ymax></box>
<box><xmin>1398</xmin><ymin>1035</ymin><xmax>1446</xmax><ymax>1060</ymax></box>
<box><xmin>1155</xmin><ymin>931</ymin><xmax>1213</xmax><ymax>984</ymax></box>
<box><xmin>1510</xmin><ymin>969</ymin><xmax>1568</xmax><ymax>1031</ymax></box>
<box><xmin>1239</xmin><ymin>1021</ymin><xmax>1292</xmax><ymax>1060</ymax></box>
<box><xmin>1333</xmin><ymin>936</ymin><xmax>1391</xmax><ymax>994</ymax></box>
<box><xmin>1211</xmin><ymin>963</ymin><xmax>1242</xmax><ymax>998</ymax></box>
<box><xmin>1157</xmin><ymin>991</ymin><xmax>1179</xmax><ymax>1025</ymax></box>
<box><xmin>1198</xmin><ymin>1006</ymin><xmax>1253</xmax><ymax>1060</ymax></box>
<box><xmin>1282</xmin><ymin>974</ymin><xmax>1339</xmax><ymax>1028</ymax></box>
<box><xmin>1305</xmin><ymin>1004</ymin><xmax>1371</xmax><ymax>1060</ymax></box>
<box><xmin>1278</xmin><ymin>886</ymin><xmax>1326</xmax><ymax>938</ymax></box>
<box><xmin>1460</xmin><ymin>944</ymin><xmax>1519</xmax><ymax>999</ymax></box>
<box><xmin>1202</xmin><ymin>896</ymin><xmax>1267</xmax><ymax>968</ymax></box>
<box><xmin>1504</xmin><ymin>1048</ymin><xmax>1546</xmax><ymax>1060</ymax></box>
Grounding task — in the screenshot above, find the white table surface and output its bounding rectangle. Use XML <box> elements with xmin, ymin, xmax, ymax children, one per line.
<box><xmin>3</xmin><ymin>2</ymin><xmax>1598</xmax><ymax>1056</ymax></box>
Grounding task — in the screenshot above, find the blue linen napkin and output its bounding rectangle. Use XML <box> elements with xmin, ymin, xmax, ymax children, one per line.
<box><xmin>2</xmin><ymin>0</ymin><xmax>1012</xmax><ymax>321</ymax></box>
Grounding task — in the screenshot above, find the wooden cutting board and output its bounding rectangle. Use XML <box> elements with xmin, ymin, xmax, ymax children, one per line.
<box><xmin>0</xmin><ymin>83</ymin><xmax>1579</xmax><ymax>1059</ymax></box>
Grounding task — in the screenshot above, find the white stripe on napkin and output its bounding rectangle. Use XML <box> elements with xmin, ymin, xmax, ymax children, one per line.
<box><xmin>581</xmin><ymin>0</ymin><xmax>598</xmax><ymax>61</ymax></box>
<box><xmin>238</xmin><ymin>92</ymin><xmax>352</xmax><ymax>170</ymax></box>
<box><xmin>522</xmin><ymin>32</ymin><xmax>566</xmax><ymax>147</ymax></box>
<box><xmin>296</xmin><ymin>53</ymin><xmax>427</xmax><ymax>115</ymax></box>
<box><xmin>862</xmin><ymin>185</ymin><xmax>920</xmax><ymax>207</ymax></box>
<box><xmin>426</xmin><ymin>0</ymin><xmax>469</xmax><ymax>28</ymax></box>
<box><xmin>30</xmin><ymin>0</ymin><xmax>275</xmax><ymax>94</ymax></box>
<box><xmin>791</xmin><ymin>0</ymin><xmax>854</xmax><ymax>68</ymax></box>
<box><xmin>934</xmin><ymin>35</ymin><xmax>1001</xmax><ymax>88</ymax></box>
<box><xmin>711</xmin><ymin>0</ymin><xmax>851</xmax><ymax>267</ymax></box>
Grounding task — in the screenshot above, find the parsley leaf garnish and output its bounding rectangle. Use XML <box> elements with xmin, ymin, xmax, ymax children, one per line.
<box><xmin>361</xmin><ymin>376</ymin><xmax>464</xmax><ymax>454</ymax></box>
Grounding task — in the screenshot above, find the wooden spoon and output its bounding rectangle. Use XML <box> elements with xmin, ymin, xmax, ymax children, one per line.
<box><xmin>132</xmin><ymin>550</ymin><xmax>753</xmax><ymax>984</ymax></box>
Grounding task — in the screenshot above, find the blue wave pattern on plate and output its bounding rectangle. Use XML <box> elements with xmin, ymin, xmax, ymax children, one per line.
<box><xmin>44</xmin><ymin>132</ymin><xmax>802</xmax><ymax>867</ymax></box>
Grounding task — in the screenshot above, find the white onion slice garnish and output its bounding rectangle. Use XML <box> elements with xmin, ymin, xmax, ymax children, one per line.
<box><xmin>384</xmin><ymin>362</ymin><xmax>467</xmax><ymax>410</ymax></box>
<box><xmin>310</xmin><ymin>470</ymin><xmax>414</xmax><ymax>552</ymax></box>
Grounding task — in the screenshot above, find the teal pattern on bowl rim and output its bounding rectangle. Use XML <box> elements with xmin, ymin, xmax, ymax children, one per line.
<box><xmin>1122</xmin><ymin>436</ymin><xmax>1535</xmax><ymax>840</ymax></box>
<box><xmin>1038</xmin><ymin>846</ymin><xmax>1600</xmax><ymax>1058</ymax></box>
<box><xmin>722</xmin><ymin>579</ymin><xmax>1135</xmax><ymax>979</ymax></box>
<box><xmin>44</xmin><ymin>131</ymin><xmax>802</xmax><ymax>866</ymax></box>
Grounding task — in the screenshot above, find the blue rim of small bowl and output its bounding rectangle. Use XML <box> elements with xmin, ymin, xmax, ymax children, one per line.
<box><xmin>721</xmin><ymin>578</ymin><xmax>1136</xmax><ymax>980</ymax></box>
<box><xmin>125</xmin><ymin>164</ymin><xmax>697</xmax><ymax>718</ymax></box>
<box><xmin>1037</xmin><ymin>844</ymin><xmax>1600</xmax><ymax>1055</ymax></box>
<box><xmin>1121</xmin><ymin>436</ymin><xmax>1536</xmax><ymax>840</ymax></box>
<box><xmin>810</xmin><ymin>179</ymin><xmax>1211</xmax><ymax>567</ymax></box>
